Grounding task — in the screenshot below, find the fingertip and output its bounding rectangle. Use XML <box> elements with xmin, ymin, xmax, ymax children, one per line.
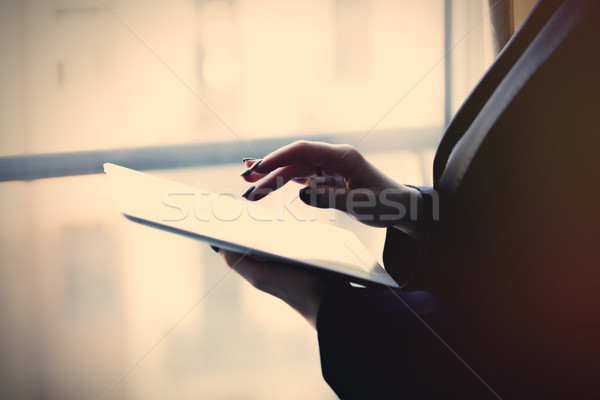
<box><xmin>241</xmin><ymin>159</ymin><xmax>263</xmax><ymax>175</ymax></box>
<box><xmin>250</xmin><ymin>192</ymin><xmax>267</xmax><ymax>201</ymax></box>
<box><xmin>242</xmin><ymin>185</ymin><xmax>256</xmax><ymax>199</ymax></box>
<box><xmin>299</xmin><ymin>187</ymin><xmax>309</xmax><ymax>203</ymax></box>
<box><xmin>241</xmin><ymin>173</ymin><xmax>264</xmax><ymax>183</ymax></box>
<box><xmin>220</xmin><ymin>249</ymin><xmax>242</xmax><ymax>266</ymax></box>
<box><xmin>243</xmin><ymin>185</ymin><xmax>271</xmax><ymax>201</ymax></box>
<box><xmin>249</xmin><ymin>159</ymin><xmax>262</xmax><ymax>172</ymax></box>
<box><xmin>299</xmin><ymin>187</ymin><xmax>317</xmax><ymax>206</ymax></box>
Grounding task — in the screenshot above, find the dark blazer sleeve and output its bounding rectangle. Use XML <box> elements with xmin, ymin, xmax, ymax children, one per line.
<box><xmin>317</xmin><ymin>289</ymin><xmax>488</xmax><ymax>399</ymax></box>
<box><xmin>381</xmin><ymin>185</ymin><xmax>436</xmax><ymax>289</ymax></box>
<box><xmin>316</xmin><ymin>1</ymin><xmax>600</xmax><ymax>398</ymax></box>
<box><xmin>381</xmin><ymin>227</ymin><xmax>421</xmax><ymax>288</ymax></box>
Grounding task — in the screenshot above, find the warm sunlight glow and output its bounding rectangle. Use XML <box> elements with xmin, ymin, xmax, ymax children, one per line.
<box><xmin>0</xmin><ymin>0</ymin><xmax>494</xmax><ymax>398</ymax></box>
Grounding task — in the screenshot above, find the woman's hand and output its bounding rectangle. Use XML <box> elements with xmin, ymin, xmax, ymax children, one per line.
<box><xmin>218</xmin><ymin>141</ymin><xmax>424</xmax><ymax>328</ymax></box>
<box><xmin>240</xmin><ymin>140</ymin><xmax>426</xmax><ymax>240</ymax></box>
<box><xmin>219</xmin><ymin>249</ymin><xmax>345</xmax><ymax>329</ymax></box>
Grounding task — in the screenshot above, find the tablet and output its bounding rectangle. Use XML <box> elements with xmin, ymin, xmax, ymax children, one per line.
<box><xmin>104</xmin><ymin>163</ymin><xmax>399</xmax><ymax>288</ymax></box>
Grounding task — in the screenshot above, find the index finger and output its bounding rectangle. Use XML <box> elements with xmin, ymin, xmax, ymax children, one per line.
<box><xmin>252</xmin><ymin>141</ymin><xmax>361</xmax><ymax>178</ymax></box>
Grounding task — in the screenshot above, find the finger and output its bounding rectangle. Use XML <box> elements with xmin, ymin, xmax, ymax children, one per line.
<box><xmin>310</xmin><ymin>175</ymin><xmax>346</xmax><ymax>188</ymax></box>
<box><xmin>220</xmin><ymin>250</ymin><xmax>268</xmax><ymax>274</ymax></box>
<box><xmin>220</xmin><ymin>250</ymin><xmax>280</xmax><ymax>293</ymax></box>
<box><xmin>241</xmin><ymin>170</ymin><xmax>268</xmax><ymax>183</ymax></box>
<box><xmin>292</xmin><ymin>177</ymin><xmax>311</xmax><ymax>185</ymax></box>
<box><xmin>250</xmin><ymin>141</ymin><xmax>361</xmax><ymax>178</ymax></box>
<box><xmin>292</xmin><ymin>176</ymin><xmax>345</xmax><ymax>186</ymax></box>
<box><xmin>242</xmin><ymin>158</ymin><xmax>258</xmax><ymax>168</ymax></box>
<box><xmin>245</xmin><ymin>163</ymin><xmax>319</xmax><ymax>201</ymax></box>
<box><xmin>298</xmin><ymin>185</ymin><xmax>350</xmax><ymax>212</ymax></box>
<box><xmin>241</xmin><ymin>159</ymin><xmax>267</xmax><ymax>182</ymax></box>
<box><xmin>298</xmin><ymin>186</ymin><xmax>382</xmax><ymax>219</ymax></box>
<box><xmin>242</xmin><ymin>165</ymin><xmax>345</xmax><ymax>185</ymax></box>
<box><xmin>220</xmin><ymin>249</ymin><xmax>243</xmax><ymax>265</ymax></box>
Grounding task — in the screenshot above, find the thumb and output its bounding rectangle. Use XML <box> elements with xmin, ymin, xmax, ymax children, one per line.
<box><xmin>299</xmin><ymin>185</ymin><xmax>350</xmax><ymax>213</ymax></box>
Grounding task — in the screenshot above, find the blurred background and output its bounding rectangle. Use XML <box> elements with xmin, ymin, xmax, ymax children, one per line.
<box><xmin>0</xmin><ymin>0</ymin><xmax>495</xmax><ymax>398</ymax></box>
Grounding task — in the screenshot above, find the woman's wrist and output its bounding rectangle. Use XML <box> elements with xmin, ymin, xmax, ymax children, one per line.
<box><xmin>391</xmin><ymin>186</ymin><xmax>427</xmax><ymax>242</ymax></box>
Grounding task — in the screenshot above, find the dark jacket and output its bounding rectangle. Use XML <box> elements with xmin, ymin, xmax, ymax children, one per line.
<box><xmin>317</xmin><ymin>0</ymin><xmax>600</xmax><ymax>398</ymax></box>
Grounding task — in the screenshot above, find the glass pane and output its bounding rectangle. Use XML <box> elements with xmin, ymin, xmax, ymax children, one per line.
<box><xmin>0</xmin><ymin>166</ymin><xmax>332</xmax><ymax>399</ymax></box>
<box><xmin>0</xmin><ymin>0</ymin><xmax>444</xmax><ymax>156</ymax></box>
<box><xmin>0</xmin><ymin>151</ymin><xmax>429</xmax><ymax>399</ymax></box>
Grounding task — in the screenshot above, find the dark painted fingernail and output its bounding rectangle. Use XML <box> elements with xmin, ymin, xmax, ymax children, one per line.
<box><xmin>242</xmin><ymin>185</ymin><xmax>256</xmax><ymax>199</ymax></box>
<box><xmin>210</xmin><ymin>245</ymin><xmax>220</xmax><ymax>253</ymax></box>
<box><xmin>250</xmin><ymin>159</ymin><xmax>262</xmax><ymax>170</ymax></box>
<box><xmin>241</xmin><ymin>159</ymin><xmax>262</xmax><ymax>176</ymax></box>
<box><xmin>299</xmin><ymin>187</ymin><xmax>309</xmax><ymax>203</ymax></box>
<box><xmin>242</xmin><ymin>157</ymin><xmax>256</xmax><ymax>162</ymax></box>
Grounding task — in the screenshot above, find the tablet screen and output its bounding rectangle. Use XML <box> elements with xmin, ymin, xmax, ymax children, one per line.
<box><xmin>104</xmin><ymin>163</ymin><xmax>399</xmax><ymax>287</ymax></box>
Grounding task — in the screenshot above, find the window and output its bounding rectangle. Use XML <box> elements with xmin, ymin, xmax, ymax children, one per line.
<box><xmin>0</xmin><ymin>1</ymin><xmax>494</xmax><ymax>398</ymax></box>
